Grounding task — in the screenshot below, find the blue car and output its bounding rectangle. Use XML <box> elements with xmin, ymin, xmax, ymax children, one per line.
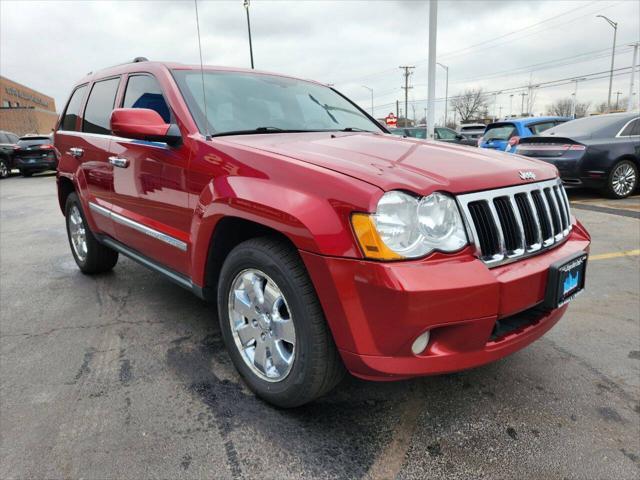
<box><xmin>479</xmin><ymin>116</ymin><xmax>570</xmax><ymax>153</ymax></box>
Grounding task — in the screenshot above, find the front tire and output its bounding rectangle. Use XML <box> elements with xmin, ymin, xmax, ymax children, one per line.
<box><xmin>65</xmin><ymin>192</ymin><xmax>118</xmax><ymax>274</ymax></box>
<box><xmin>604</xmin><ymin>160</ymin><xmax>638</xmax><ymax>199</ymax></box>
<box><xmin>217</xmin><ymin>237</ymin><xmax>344</xmax><ymax>408</ymax></box>
<box><xmin>0</xmin><ymin>158</ymin><xmax>9</xmax><ymax>178</ymax></box>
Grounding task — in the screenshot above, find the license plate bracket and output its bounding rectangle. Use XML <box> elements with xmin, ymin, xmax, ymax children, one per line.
<box><xmin>543</xmin><ymin>251</ymin><xmax>587</xmax><ymax>309</ymax></box>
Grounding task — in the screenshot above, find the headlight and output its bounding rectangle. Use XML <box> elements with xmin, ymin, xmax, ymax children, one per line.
<box><xmin>352</xmin><ymin>191</ymin><xmax>468</xmax><ymax>260</ymax></box>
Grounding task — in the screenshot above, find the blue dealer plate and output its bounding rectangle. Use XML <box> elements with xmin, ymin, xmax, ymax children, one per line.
<box><xmin>544</xmin><ymin>252</ymin><xmax>588</xmax><ymax>309</ymax></box>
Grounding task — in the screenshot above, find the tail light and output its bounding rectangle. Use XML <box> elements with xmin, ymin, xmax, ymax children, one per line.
<box><xmin>40</xmin><ymin>144</ymin><xmax>54</xmax><ymax>149</ymax></box>
<box><xmin>477</xmin><ymin>136</ymin><xmax>484</xmax><ymax>147</ymax></box>
<box><xmin>508</xmin><ymin>136</ymin><xmax>520</xmax><ymax>147</ymax></box>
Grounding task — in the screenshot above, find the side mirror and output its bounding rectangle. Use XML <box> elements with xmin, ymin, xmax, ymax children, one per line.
<box><xmin>110</xmin><ymin>108</ymin><xmax>181</xmax><ymax>146</ymax></box>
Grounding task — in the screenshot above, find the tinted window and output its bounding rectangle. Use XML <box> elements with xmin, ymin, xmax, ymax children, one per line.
<box><xmin>7</xmin><ymin>133</ymin><xmax>18</xmax><ymax>143</ymax></box>
<box><xmin>528</xmin><ymin>122</ymin><xmax>556</xmax><ymax>135</ymax></box>
<box><xmin>123</xmin><ymin>75</ymin><xmax>171</xmax><ymax>123</ymax></box>
<box><xmin>60</xmin><ymin>85</ymin><xmax>88</xmax><ymax>131</ymax></box>
<box><xmin>484</xmin><ymin>123</ymin><xmax>516</xmax><ymax>141</ymax></box>
<box><xmin>17</xmin><ymin>137</ymin><xmax>50</xmax><ymax>147</ymax></box>
<box><xmin>83</xmin><ymin>78</ymin><xmax>120</xmax><ymax>135</ymax></box>
<box><xmin>620</xmin><ymin>118</ymin><xmax>640</xmax><ymax>136</ymax></box>
<box><xmin>543</xmin><ymin>115</ymin><xmax>631</xmax><ymax>139</ymax></box>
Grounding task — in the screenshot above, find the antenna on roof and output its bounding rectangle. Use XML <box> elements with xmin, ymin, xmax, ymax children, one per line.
<box><xmin>194</xmin><ymin>0</ymin><xmax>211</xmax><ymax>140</ymax></box>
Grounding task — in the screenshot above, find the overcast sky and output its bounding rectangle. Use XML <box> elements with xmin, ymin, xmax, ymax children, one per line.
<box><xmin>1</xmin><ymin>0</ymin><xmax>639</xmax><ymax>122</ymax></box>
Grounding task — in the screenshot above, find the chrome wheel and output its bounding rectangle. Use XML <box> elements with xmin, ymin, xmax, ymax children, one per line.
<box><xmin>68</xmin><ymin>205</ymin><xmax>88</xmax><ymax>262</ymax></box>
<box><xmin>228</xmin><ymin>269</ymin><xmax>296</xmax><ymax>382</ymax></box>
<box><xmin>0</xmin><ymin>161</ymin><xmax>8</xmax><ymax>178</ymax></box>
<box><xmin>611</xmin><ymin>162</ymin><xmax>637</xmax><ymax>197</ymax></box>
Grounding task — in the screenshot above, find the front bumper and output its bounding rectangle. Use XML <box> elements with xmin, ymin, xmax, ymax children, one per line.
<box><xmin>301</xmin><ymin>220</ymin><xmax>590</xmax><ymax>380</ymax></box>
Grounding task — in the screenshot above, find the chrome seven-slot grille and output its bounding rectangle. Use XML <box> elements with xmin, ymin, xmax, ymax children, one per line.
<box><xmin>457</xmin><ymin>178</ymin><xmax>572</xmax><ymax>267</ymax></box>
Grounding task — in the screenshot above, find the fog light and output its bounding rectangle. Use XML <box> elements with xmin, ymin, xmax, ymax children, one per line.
<box><xmin>411</xmin><ymin>330</ymin><xmax>430</xmax><ymax>355</ymax></box>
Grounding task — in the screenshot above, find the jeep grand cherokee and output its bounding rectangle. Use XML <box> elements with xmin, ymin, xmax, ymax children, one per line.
<box><xmin>55</xmin><ymin>59</ymin><xmax>590</xmax><ymax>407</ymax></box>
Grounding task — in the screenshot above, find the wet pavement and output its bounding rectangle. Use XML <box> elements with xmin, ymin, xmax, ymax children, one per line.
<box><xmin>1</xmin><ymin>174</ymin><xmax>638</xmax><ymax>479</ymax></box>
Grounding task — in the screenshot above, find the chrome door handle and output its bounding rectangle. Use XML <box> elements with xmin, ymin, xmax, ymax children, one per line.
<box><xmin>108</xmin><ymin>156</ymin><xmax>129</xmax><ymax>168</ymax></box>
<box><xmin>69</xmin><ymin>147</ymin><xmax>84</xmax><ymax>158</ymax></box>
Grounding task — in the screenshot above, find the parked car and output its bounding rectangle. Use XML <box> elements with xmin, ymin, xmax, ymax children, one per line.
<box><xmin>13</xmin><ymin>134</ymin><xmax>59</xmax><ymax>177</ymax></box>
<box><xmin>457</xmin><ymin>123</ymin><xmax>485</xmax><ymax>140</ymax></box>
<box><xmin>516</xmin><ymin>112</ymin><xmax>639</xmax><ymax>198</ymax></box>
<box><xmin>390</xmin><ymin>126</ymin><xmax>476</xmax><ymax>145</ymax></box>
<box><xmin>0</xmin><ymin>130</ymin><xmax>19</xmax><ymax>178</ymax></box>
<box><xmin>55</xmin><ymin>59</ymin><xmax>590</xmax><ymax>407</ymax></box>
<box><xmin>479</xmin><ymin>116</ymin><xmax>569</xmax><ymax>152</ymax></box>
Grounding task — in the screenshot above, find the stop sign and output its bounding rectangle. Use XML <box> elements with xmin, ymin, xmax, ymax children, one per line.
<box><xmin>385</xmin><ymin>113</ymin><xmax>397</xmax><ymax>127</ymax></box>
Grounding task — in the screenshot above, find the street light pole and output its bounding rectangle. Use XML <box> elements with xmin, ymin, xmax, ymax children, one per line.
<box><xmin>597</xmin><ymin>14</ymin><xmax>618</xmax><ymax>112</ymax></box>
<box><xmin>361</xmin><ymin>85</ymin><xmax>374</xmax><ymax>117</ymax></box>
<box><xmin>509</xmin><ymin>94</ymin><xmax>513</xmax><ymax>118</ymax></box>
<box><xmin>492</xmin><ymin>91</ymin><xmax>501</xmax><ymax>122</ymax></box>
<box><xmin>629</xmin><ymin>42</ymin><xmax>639</xmax><ymax>111</ymax></box>
<box><xmin>426</xmin><ymin>0</ymin><xmax>438</xmax><ymax>139</ymax></box>
<box><xmin>437</xmin><ymin>62</ymin><xmax>448</xmax><ymax>126</ymax></box>
<box><xmin>244</xmin><ymin>0</ymin><xmax>254</xmax><ymax>69</ymax></box>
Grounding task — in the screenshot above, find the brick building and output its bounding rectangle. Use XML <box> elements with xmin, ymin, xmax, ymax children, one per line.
<box><xmin>0</xmin><ymin>76</ymin><xmax>59</xmax><ymax>136</ymax></box>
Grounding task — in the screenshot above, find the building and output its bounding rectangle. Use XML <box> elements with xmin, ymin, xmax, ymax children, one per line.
<box><xmin>0</xmin><ymin>76</ymin><xmax>58</xmax><ymax>136</ymax></box>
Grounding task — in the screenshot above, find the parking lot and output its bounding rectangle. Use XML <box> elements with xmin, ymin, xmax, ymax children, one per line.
<box><xmin>0</xmin><ymin>174</ymin><xmax>638</xmax><ymax>479</ymax></box>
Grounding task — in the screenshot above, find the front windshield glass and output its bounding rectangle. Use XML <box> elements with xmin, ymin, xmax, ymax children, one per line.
<box><xmin>172</xmin><ymin>70</ymin><xmax>384</xmax><ymax>136</ymax></box>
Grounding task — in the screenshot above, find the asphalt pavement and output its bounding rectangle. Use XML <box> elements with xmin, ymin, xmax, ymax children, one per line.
<box><xmin>1</xmin><ymin>174</ymin><xmax>638</xmax><ymax>479</ymax></box>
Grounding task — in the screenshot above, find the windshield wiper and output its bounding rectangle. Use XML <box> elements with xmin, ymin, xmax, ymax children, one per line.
<box><xmin>211</xmin><ymin>127</ymin><xmax>310</xmax><ymax>137</ymax></box>
<box><xmin>337</xmin><ymin>127</ymin><xmax>374</xmax><ymax>132</ymax></box>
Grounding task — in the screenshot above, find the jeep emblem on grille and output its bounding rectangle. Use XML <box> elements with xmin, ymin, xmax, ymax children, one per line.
<box><xmin>519</xmin><ymin>171</ymin><xmax>537</xmax><ymax>181</ymax></box>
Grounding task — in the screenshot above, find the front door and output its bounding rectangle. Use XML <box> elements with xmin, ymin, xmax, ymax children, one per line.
<box><xmin>109</xmin><ymin>73</ymin><xmax>192</xmax><ymax>275</ymax></box>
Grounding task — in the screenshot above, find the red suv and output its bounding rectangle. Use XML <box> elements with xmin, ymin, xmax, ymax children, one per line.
<box><xmin>55</xmin><ymin>59</ymin><xmax>590</xmax><ymax>407</ymax></box>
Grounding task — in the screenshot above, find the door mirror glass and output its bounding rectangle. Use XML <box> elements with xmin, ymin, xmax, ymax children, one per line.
<box><xmin>110</xmin><ymin>108</ymin><xmax>181</xmax><ymax>145</ymax></box>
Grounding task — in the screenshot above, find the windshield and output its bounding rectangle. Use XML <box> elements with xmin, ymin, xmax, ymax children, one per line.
<box><xmin>172</xmin><ymin>70</ymin><xmax>384</xmax><ymax>136</ymax></box>
<box><xmin>484</xmin><ymin>123</ymin><xmax>516</xmax><ymax>141</ymax></box>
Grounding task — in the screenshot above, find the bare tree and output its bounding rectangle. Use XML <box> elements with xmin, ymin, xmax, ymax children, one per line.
<box><xmin>546</xmin><ymin>98</ymin><xmax>590</xmax><ymax>118</ymax></box>
<box><xmin>450</xmin><ymin>89</ymin><xmax>488</xmax><ymax>123</ymax></box>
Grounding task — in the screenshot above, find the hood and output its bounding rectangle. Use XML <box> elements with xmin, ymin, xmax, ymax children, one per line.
<box><xmin>220</xmin><ymin>132</ymin><xmax>558</xmax><ymax>195</ymax></box>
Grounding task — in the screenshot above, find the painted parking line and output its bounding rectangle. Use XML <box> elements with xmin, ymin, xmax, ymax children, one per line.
<box><xmin>589</xmin><ymin>249</ymin><xmax>640</xmax><ymax>261</ymax></box>
<box><xmin>570</xmin><ymin>203</ymin><xmax>640</xmax><ymax>219</ymax></box>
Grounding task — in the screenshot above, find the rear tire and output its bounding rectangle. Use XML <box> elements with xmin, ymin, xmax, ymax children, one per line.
<box><xmin>217</xmin><ymin>237</ymin><xmax>345</xmax><ymax>408</ymax></box>
<box><xmin>603</xmin><ymin>160</ymin><xmax>638</xmax><ymax>199</ymax></box>
<box><xmin>65</xmin><ymin>192</ymin><xmax>118</xmax><ymax>274</ymax></box>
<box><xmin>0</xmin><ymin>158</ymin><xmax>9</xmax><ymax>178</ymax></box>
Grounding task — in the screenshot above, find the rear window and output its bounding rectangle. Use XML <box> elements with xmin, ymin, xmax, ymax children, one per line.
<box><xmin>460</xmin><ymin>126</ymin><xmax>483</xmax><ymax>132</ymax></box>
<box><xmin>60</xmin><ymin>85</ymin><xmax>88</xmax><ymax>131</ymax></box>
<box><xmin>17</xmin><ymin>137</ymin><xmax>50</xmax><ymax>147</ymax></box>
<box><xmin>484</xmin><ymin>123</ymin><xmax>516</xmax><ymax>141</ymax></box>
<box><xmin>83</xmin><ymin>77</ymin><xmax>121</xmax><ymax>135</ymax></box>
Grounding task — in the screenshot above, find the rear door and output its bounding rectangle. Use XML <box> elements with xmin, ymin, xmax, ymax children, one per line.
<box><xmin>76</xmin><ymin>77</ymin><xmax>122</xmax><ymax>236</ymax></box>
<box><xmin>109</xmin><ymin>73</ymin><xmax>191</xmax><ymax>275</ymax></box>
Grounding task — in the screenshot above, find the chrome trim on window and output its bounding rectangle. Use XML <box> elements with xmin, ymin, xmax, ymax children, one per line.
<box><xmin>457</xmin><ymin>178</ymin><xmax>572</xmax><ymax>268</ymax></box>
<box><xmin>89</xmin><ymin>202</ymin><xmax>187</xmax><ymax>251</ymax></box>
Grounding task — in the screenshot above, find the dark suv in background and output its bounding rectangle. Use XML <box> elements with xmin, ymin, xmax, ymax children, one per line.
<box><xmin>13</xmin><ymin>135</ymin><xmax>59</xmax><ymax>177</ymax></box>
<box><xmin>0</xmin><ymin>130</ymin><xmax>20</xmax><ymax>178</ymax></box>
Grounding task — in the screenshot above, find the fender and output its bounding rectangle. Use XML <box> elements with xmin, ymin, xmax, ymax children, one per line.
<box><xmin>189</xmin><ymin>173</ymin><xmax>378</xmax><ymax>287</ymax></box>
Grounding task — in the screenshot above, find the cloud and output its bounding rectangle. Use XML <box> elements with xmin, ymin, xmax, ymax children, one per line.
<box><xmin>1</xmin><ymin>0</ymin><xmax>638</xmax><ymax>119</ymax></box>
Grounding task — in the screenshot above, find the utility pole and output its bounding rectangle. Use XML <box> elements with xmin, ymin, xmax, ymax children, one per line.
<box><xmin>498</xmin><ymin>106</ymin><xmax>503</xmax><ymax>119</ymax></box>
<box><xmin>361</xmin><ymin>85</ymin><xmax>374</xmax><ymax>116</ymax></box>
<box><xmin>399</xmin><ymin>66</ymin><xmax>415</xmax><ymax>127</ymax></box>
<box><xmin>629</xmin><ymin>42</ymin><xmax>639</xmax><ymax>111</ymax></box>
<box><xmin>597</xmin><ymin>15</ymin><xmax>618</xmax><ymax>112</ymax></box>
<box><xmin>243</xmin><ymin>0</ymin><xmax>254</xmax><ymax>69</ymax></box>
<box><xmin>396</xmin><ymin>100</ymin><xmax>400</xmax><ymax>120</ymax></box>
<box><xmin>520</xmin><ymin>92</ymin><xmax>528</xmax><ymax>116</ymax></box>
<box><xmin>614</xmin><ymin>91</ymin><xmax>623</xmax><ymax>110</ymax></box>
<box><xmin>509</xmin><ymin>94</ymin><xmax>513</xmax><ymax>118</ymax></box>
<box><xmin>437</xmin><ymin>62</ymin><xmax>448</xmax><ymax>126</ymax></box>
<box><xmin>492</xmin><ymin>91</ymin><xmax>502</xmax><ymax>122</ymax></box>
<box><xmin>426</xmin><ymin>0</ymin><xmax>438</xmax><ymax>139</ymax></box>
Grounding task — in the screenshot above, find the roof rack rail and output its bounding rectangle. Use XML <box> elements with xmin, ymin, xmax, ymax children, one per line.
<box><xmin>133</xmin><ymin>57</ymin><xmax>149</xmax><ymax>63</ymax></box>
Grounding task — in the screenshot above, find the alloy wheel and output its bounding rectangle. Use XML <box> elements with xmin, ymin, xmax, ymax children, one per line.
<box><xmin>612</xmin><ymin>163</ymin><xmax>637</xmax><ymax>197</ymax></box>
<box><xmin>0</xmin><ymin>161</ymin><xmax>8</xmax><ymax>178</ymax></box>
<box><xmin>68</xmin><ymin>205</ymin><xmax>88</xmax><ymax>262</ymax></box>
<box><xmin>228</xmin><ymin>269</ymin><xmax>296</xmax><ymax>382</ymax></box>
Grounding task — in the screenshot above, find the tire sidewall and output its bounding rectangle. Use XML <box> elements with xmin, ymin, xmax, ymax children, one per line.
<box><xmin>64</xmin><ymin>193</ymin><xmax>89</xmax><ymax>270</ymax></box>
<box><xmin>0</xmin><ymin>158</ymin><xmax>9</xmax><ymax>178</ymax></box>
<box><xmin>607</xmin><ymin>160</ymin><xmax>638</xmax><ymax>199</ymax></box>
<box><xmin>217</xmin><ymin>243</ymin><xmax>316</xmax><ymax>402</ymax></box>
